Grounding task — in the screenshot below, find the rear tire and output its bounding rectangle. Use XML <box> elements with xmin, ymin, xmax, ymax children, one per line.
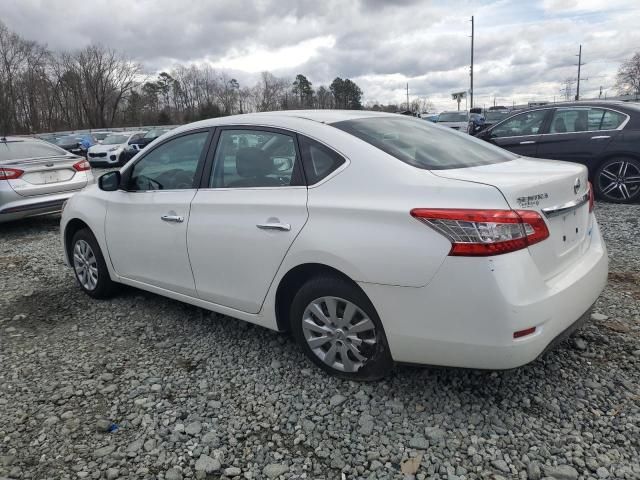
<box><xmin>290</xmin><ymin>275</ymin><xmax>393</xmax><ymax>380</ymax></box>
<box><xmin>594</xmin><ymin>157</ymin><xmax>640</xmax><ymax>203</ymax></box>
<box><xmin>71</xmin><ymin>228</ymin><xmax>117</xmax><ymax>299</ymax></box>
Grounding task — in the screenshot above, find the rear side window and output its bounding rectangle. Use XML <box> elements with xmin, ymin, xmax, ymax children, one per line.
<box><xmin>299</xmin><ymin>137</ymin><xmax>345</xmax><ymax>184</ymax></box>
<box><xmin>332</xmin><ymin>116</ymin><xmax>515</xmax><ymax>170</ymax></box>
<box><xmin>601</xmin><ymin>110</ymin><xmax>627</xmax><ymax>130</ymax></box>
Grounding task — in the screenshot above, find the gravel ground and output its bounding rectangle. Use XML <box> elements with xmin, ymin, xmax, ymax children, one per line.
<box><xmin>0</xmin><ymin>201</ymin><xmax>639</xmax><ymax>480</ymax></box>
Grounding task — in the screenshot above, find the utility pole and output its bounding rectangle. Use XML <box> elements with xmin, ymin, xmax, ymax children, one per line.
<box><xmin>575</xmin><ymin>44</ymin><xmax>584</xmax><ymax>101</ymax></box>
<box><xmin>470</xmin><ymin>16</ymin><xmax>474</xmax><ymax>109</ymax></box>
<box><xmin>406</xmin><ymin>83</ymin><xmax>410</xmax><ymax>112</ymax></box>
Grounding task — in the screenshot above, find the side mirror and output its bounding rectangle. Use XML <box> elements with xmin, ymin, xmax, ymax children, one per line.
<box><xmin>98</xmin><ymin>171</ymin><xmax>121</xmax><ymax>191</ymax></box>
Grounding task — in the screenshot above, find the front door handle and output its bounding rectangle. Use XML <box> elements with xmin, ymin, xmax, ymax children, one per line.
<box><xmin>591</xmin><ymin>135</ymin><xmax>610</xmax><ymax>140</ymax></box>
<box><xmin>519</xmin><ymin>140</ymin><xmax>536</xmax><ymax>145</ymax></box>
<box><xmin>257</xmin><ymin>222</ymin><xmax>291</xmax><ymax>231</ymax></box>
<box><xmin>161</xmin><ymin>215</ymin><xmax>184</xmax><ymax>223</ymax></box>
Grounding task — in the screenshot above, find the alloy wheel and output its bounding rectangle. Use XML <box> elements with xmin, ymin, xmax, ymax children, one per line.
<box><xmin>597</xmin><ymin>160</ymin><xmax>640</xmax><ymax>201</ymax></box>
<box><xmin>73</xmin><ymin>239</ymin><xmax>98</xmax><ymax>291</ymax></box>
<box><xmin>301</xmin><ymin>296</ymin><xmax>377</xmax><ymax>373</ymax></box>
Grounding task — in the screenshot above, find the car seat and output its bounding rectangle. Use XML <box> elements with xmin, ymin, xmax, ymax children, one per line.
<box><xmin>227</xmin><ymin>147</ymin><xmax>282</xmax><ymax>188</ymax></box>
<box><xmin>553</xmin><ymin>117</ymin><xmax>567</xmax><ymax>133</ymax></box>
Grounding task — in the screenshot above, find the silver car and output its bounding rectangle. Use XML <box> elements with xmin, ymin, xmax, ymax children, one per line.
<box><xmin>1</xmin><ymin>136</ymin><xmax>94</xmax><ymax>223</ymax></box>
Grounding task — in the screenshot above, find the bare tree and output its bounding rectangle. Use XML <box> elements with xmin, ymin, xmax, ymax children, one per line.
<box><xmin>253</xmin><ymin>72</ymin><xmax>289</xmax><ymax>112</ymax></box>
<box><xmin>616</xmin><ymin>52</ymin><xmax>640</xmax><ymax>96</ymax></box>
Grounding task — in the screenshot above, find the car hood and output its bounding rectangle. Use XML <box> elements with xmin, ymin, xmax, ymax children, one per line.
<box><xmin>89</xmin><ymin>144</ymin><xmax>124</xmax><ymax>154</ymax></box>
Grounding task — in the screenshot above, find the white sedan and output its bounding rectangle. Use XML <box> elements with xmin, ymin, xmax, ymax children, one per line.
<box><xmin>61</xmin><ymin>110</ymin><xmax>608</xmax><ymax>380</ymax></box>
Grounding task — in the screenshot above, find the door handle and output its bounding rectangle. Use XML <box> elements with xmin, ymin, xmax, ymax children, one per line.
<box><xmin>519</xmin><ymin>140</ymin><xmax>536</xmax><ymax>145</ymax></box>
<box><xmin>256</xmin><ymin>222</ymin><xmax>291</xmax><ymax>231</ymax></box>
<box><xmin>161</xmin><ymin>215</ymin><xmax>184</xmax><ymax>223</ymax></box>
<box><xmin>591</xmin><ymin>135</ymin><xmax>610</xmax><ymax>140</ymax></box>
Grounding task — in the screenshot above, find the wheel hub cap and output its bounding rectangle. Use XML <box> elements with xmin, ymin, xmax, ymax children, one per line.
<box><xmin>598</xmin><ymin>160</ymin><xmax>640</xmax><ymax>200</ymax></box>
<box><xmin>302</xmin><ymin>296</ymin><xmax>377</xmax><ymax>373</ymax></box>
<box><xmin>73</xmin><ymin>240</ymin><xmax>98</xmax><ymax>291</ymax></box>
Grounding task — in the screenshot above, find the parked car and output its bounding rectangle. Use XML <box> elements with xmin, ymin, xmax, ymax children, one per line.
<box><xmin>1</xmin><ymin>137</ymin><xmax>93</xmax><ymax>222</ymax></box>
<box><xmin>54</xmin><ymin>135</ymin><xmax>88</xmax><ymax>156</ymax></box>
<box><xmin>475</xmin><ymin>101</ymin><xmax>640</xmax><ymax>203</ymax></box>
<box><xmin>87</xmin><ymin>131</ymin><xmax>145</xmax><ymax>167</ymax></box>
<box><xmin>61</xmin><ymin>111</ymin><xmax>607</xmax><ymax>379</ymax></box>
<box><xmin>436</xmin><ymin>111</ymin><xmax>469</xmax><ymax>130</ymax></box>
<box><xmin>119</xmin><ymin>127</ymin><xmax>174</xmax><ymax>164</ymax></box>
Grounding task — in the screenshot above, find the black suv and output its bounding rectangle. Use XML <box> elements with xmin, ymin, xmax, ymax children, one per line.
<box><xmin>475</xmin><ymin>101</ymin><xmax>640</xmax><ymax>203</ymax></box>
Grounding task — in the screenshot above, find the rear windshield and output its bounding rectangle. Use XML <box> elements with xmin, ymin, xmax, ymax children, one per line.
<box><xmin>438</xmin><ymin>112</ymin><xmax>468</xmax><ymax>122</ymax></box>
<box><xmin>332</xmin><ymin>116</ymin><xmax>516</xmax><ymax>170</ymax></box>
<box><xmin>0</xmin><ymin>140</ymin><xmax>69</xmax><ymax>162</ymax></box>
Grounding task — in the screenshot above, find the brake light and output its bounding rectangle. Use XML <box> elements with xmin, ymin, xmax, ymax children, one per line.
<box><xmin>72</xmin><ymin>159</ymin><xmax>91</xmax><ymax>172</ymax></box>
<box><xmin>0</xmin><ymin>167</ymin><xmax>23</xmax><ymax>180</ymax></box>
<box><xmin>588</xmin><ymin>181</ymin><xmax>594</xmax><ymax>213</ymax></box>
<box><xmin>410</xmin><ymin>208</ymin><xmax>550</xmax><ymax>256</ymax></box>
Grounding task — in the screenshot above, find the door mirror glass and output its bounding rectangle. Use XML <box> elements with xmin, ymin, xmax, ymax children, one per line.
<box><xmin>98</xmin><ymin>171</ymin><xmax>121</xmax><ymax>191</ymax></box>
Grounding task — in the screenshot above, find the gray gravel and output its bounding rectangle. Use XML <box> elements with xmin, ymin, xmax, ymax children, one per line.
<box><xmin>1</xmin><ymin>201</ymin><xmax>639</xmax><ymax>480</ymax></box>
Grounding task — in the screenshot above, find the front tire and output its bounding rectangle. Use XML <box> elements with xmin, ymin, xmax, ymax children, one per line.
<box><xmin>290</xmin><ymin>275</ymin><xmax>393</xmax><ymax>380</ymax></box>
<box><xmin>594</xmin><ymin>157</ymin><xmax>640</xmax><ymax>203</ymax></box>
<box><xmin>71</xmin><ymin>228</ymin><xmax>117</xmax><ymax>299</ymax></box>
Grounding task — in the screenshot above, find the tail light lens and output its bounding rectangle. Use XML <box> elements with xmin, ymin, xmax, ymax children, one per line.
<box><xmin>72</xmin><ymin>159</ymin><xmax>91</xmax><ymax>172</ymax></box>
<box><xmin>588</xmin><ymin>181</ymin><xmax>594</xmax><ymax>213</ymax></box>
<box><xmin>410</xmin><ymin>208</ymin><xmax>550</xmax><ymax>256</ymax></box>
<box><xmin>0</xmin><ymin>167</ymin><xmax>24</xmax><ymax>180</ymax></box>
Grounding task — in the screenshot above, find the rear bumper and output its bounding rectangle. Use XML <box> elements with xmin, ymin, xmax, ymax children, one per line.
<box><xmin>359</xmin><ymin>217</ymin><xmax>608</xmax><ymax>369</ymax></box>
<box><xmin>0</xmin><ymin>190</ymin><xmax>82</xmax><ymax>223</ymax></box>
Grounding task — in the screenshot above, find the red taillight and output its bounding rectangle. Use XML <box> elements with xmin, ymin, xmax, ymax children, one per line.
<box><xmin>410</xmin><ymin>208</ymin><xmax>550</xmax><ymax>256</ymax></box>
<box><xmin>0</xmin><ymin>167</ymin><xmax>24</xmax><ymax>180</ymax></box>
<box><xmin>72</xmin><ymin>159</ymin><xmax>91</xmax><ymax>172</ymax></box>
<box><xmin>513</xmin><ymin>326</ymin><xmax>536</xmax><ymax>339</ymax></box>
<box><xmin>588</xmin><ymin>181</ymin><xmax>594</xmax><ymax>213</ymax></box>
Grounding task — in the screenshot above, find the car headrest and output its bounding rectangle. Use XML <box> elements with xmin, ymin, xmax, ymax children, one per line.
<box><xmin>554</xmin><ymin>117</ymin><xmax>567</xmax><ymax>133</ymax></box>
<box><xmin>236</xmin><ymin>147</ymin><xmax>274</xmax><ymax>178</ymax></box>
<box><xmin>574</xmin><ymin>115</ymin><xmax>587</xmax><ymax>131</ymax></box>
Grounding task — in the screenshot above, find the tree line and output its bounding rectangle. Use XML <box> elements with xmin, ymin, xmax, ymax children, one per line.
<box><xmin>0</xmin><ymin>21</ymin><xmax>364</xmax><ymax>135</ymax></box>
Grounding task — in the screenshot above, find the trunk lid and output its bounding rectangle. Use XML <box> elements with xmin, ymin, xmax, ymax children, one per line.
<box><xmin>2</xmin><ymin>155</ymin><xmax>88</xmax><ymax>197</ymax></box>
<box><xmin>432</xmin><ymin>157</ymin><xmax>592</xmax><ymax>279</ymax></box>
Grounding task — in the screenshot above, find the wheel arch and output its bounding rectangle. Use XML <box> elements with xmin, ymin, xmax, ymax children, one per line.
<box><xmin>64</xmin><ymin>218</ymin><xmax>92</xmax><ymax>260</ymax></box>
<box><xmin>274</xmin><ymin>262</ymin><xmax>367</xmax><ymax>332</ymax></box>
<box><xmin>590</xmin><ymin>151</ymin><xmax>640</xmax><ymax>178</ymax></box>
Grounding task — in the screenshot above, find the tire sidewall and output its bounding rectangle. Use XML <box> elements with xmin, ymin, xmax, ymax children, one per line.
<box><xmin>70</xmin><ymin>229</ymin><xmax>114</xmax><ymax>299</ymax></box>
<box><xmin>290</xmin><ymin>276</ymin><xmax>393</xmax><ymax>380</ymax></box>
<box><xmin>594</xmin><ymin>157</ymin><xmax>640</xmax><ymax>203</ymax></box>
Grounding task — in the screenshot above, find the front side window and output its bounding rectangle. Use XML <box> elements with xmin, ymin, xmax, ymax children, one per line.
<box><xmin>210</xmin><ymin>130</ymin><xmax>301</xmax><ymax>188</ymax></box>
<box><xmin>491</xmin><ymin>110</ymin><xmax>548</xmax><ymax>138</ymax></box>
<box><xmin>128</xmin><ymin>131</ymin><xmax>208</xmax><ymax>191</ymax></box>
<box><xmin>332</xmin><ymin>116</ymin><xmax>515</xmax><ymax>170</ymax></box>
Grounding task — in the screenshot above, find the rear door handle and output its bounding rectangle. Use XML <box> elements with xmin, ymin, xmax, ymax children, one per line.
<box><xmin>519</xmin><ymin>140</ymin><xmax>536</xmax><ymax>145</ymax></box>
<box><xmin>161</xmin><ymin>215</ymin><xmax>184</xmax><ymax>223</ymax></box>
<box><xmin>591</xmin><ymin>135</ymin><xmax>610</xmax><ymax>140</ymax></box>
<box><xmin>257</xmin><ymin>222</ymin><xmax>291</xmax><ymax>231</ymax></box>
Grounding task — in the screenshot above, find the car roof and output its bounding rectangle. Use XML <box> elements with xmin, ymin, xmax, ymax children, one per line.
<box><xmin>170</xmin><ymin>110</ymin><xmax>400</xmax><ymax>135</ymax></box>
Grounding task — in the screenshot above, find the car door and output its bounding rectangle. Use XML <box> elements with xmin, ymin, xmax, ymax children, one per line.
<box><xmin>188</xmin><ymin>127</ymin><xmax>308</xmax><ymax>314</ymax></box>
<box><xmin>104</xmin><ymin>129</ymin><xmax>212</xmax><ymax>296</ymax></box>
<box><xmin>536</xmin><ymin>107</ymin><xmax>625</xmax><ymax>166</ymax></box>
<box><xmin>480</xmin><ymin>109</ymin><xmax>551</xmax><ymax>156</ymax></box>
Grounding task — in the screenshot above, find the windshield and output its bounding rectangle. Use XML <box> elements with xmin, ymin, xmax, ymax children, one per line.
<box><xmin>94</xmin><ymin>132</ymin><xmax>110</xmax><ymax>140</ymax></box>
<box><xmin>438</xmin><ymin>112</ymin><xmax>468</xmax><ymax>122</ymax></box>
<box><xmin>0</xmin><ymin>140</ymin><xmax>69</xmax><ymax>162</ymax></box>
<box><xmin>143</xmin><ymin>128</ymin><xmax>169</xmax><ymax>139</ymax></box>
<box><xmin>55</xmin><ymin>135</ymin><xmax>81</xmax><ymax>145</ymax></box>
<box><xmin>103</xmin><ymin>134</ymin><xmax>129</xmax><ymax>145</ymax></box>
<box><xmin>332</xmin><ymin>116</ymin><xmax>516</xmax><ymax>170</ymax></box>
<box><xmin>485</xmin><ymin>111</ymin><xmax>510</xmax><ymax>122</ymax></box>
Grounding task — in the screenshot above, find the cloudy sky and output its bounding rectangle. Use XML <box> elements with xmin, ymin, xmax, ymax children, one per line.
<box><xmin>2</xmin><ymin>0</ymin><xmax>639</xmax><ymax>110</ymax></box>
